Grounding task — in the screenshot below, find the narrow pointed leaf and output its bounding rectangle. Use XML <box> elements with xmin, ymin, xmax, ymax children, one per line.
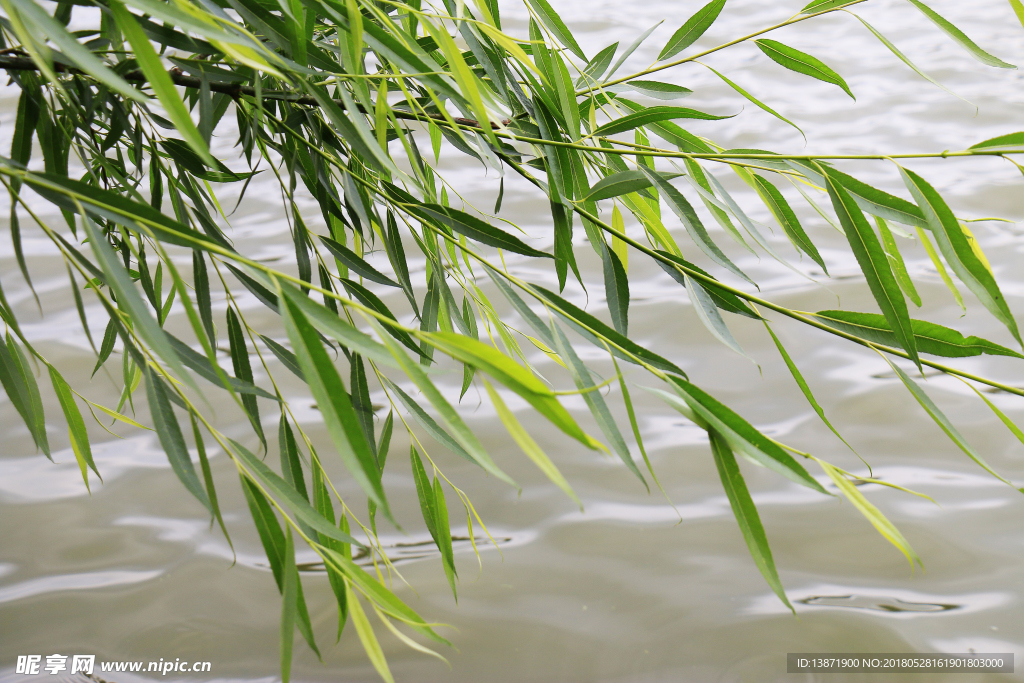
<box><xmin>825</xmin><ymin>175</ymin><xmax>919</xmax><ymax>367</ymax></box>
<box><xmin>658</xmin><ymin>0</ymin><xmax>727</xmax><ymax>61</ymax></box>
<box><xmin>906</xmin><ymin>0</ymin><xmax>1016</xmax><ymax>69</ymax></box>
<box><xmin>755</xmin><ymin>39</ymin><xmax>854</xmax><ymax>99</ymax></box>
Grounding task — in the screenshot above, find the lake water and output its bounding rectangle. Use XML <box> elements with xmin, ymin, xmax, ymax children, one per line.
<box><xmin>2</xmin><ymin>0</ymin><xmax>1024</xmax><ymax>681</ymax></box>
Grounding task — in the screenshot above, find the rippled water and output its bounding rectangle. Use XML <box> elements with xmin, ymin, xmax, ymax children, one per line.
<box><xmin>3</xmin><ymin>0</ymin><xmax>1024</xmax><ymax>681</ymax></box>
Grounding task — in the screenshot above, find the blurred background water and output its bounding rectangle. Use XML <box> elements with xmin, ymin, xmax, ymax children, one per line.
<box><xmin>2</xmin><ymin>0</ymin><xmax>1024</xmax><ymax>681</ymax></box>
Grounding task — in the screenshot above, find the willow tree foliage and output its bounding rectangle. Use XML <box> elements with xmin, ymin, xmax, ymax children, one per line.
<box><xmin>1</xmin><ymin>0</ymin><xmax>1023</xmax><ymax>677</ymax></box>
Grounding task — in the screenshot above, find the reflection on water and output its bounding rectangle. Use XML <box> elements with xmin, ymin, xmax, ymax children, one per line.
<box><xmin>3</xmin><ymin>0</ymin><xmax>1024</xmax><ymax>680</ymax></box>
<box><xmin>798</xmin><ymin>594</ymin><xmax>961</xmax><ymax>614</ymax></box>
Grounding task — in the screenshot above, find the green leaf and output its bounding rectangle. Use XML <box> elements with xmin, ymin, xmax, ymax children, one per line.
<box><xmin>901</xmin><ymin>168</ymin><xmax>1021</xmax><ymax>345</ymax></box>
<box><xmin>1011</xmin><ymin>0</ymin><xmax>1024</xmax><ymax>28</ymax></box>
<box><xmin>667</xmin><ymin>377</ymin><xmax>828</xmax><ymax>494</ymax></box>
<box><xmin>432</xmin><ymin>476</ymin><xmax>458</xmax><ymax>600</ymax></box>
<box><xmin>583</xmin><ymin>169</ymin><xmax>682</xmax><ymax>202</ymax></box>
<box><xmin>409</xmin><ymin>446</ymin><xmax>438</xmax><ymax>542</ymax></box>
<box><xmin>484</xmin><ymin>380</ymin><xmax>581</xmax><ymax>508</ymax></box>
<box><xmin>0</xmin><ymin>333</ymin><xmax>49</xmax><ymax>456</ymax></box>
<box><xmin>525</xmin><ymin>0</ymin><xmax>587</xmax><ymax>60</ymax></box>
<box><xmin>408</xmin><ymin>204</ymin><xmax>553</xmax><ymax>259</ymax></box>
<box><xmin>685</xmin><ymin>274</ymin><xmax>750</xmax><ymax>360</ymax></box>
<box><xmin>755</xmin><ymin>39</ymin><xmax>854</xmax><ymax>99</ymax></box>
<box><xmin>232</xmin><ymin>439</ymin><xmax>367</xmax><ymax>547</ymax></box>
<box><xmin>818</xmin><ymin>459</ymin><xmax>921</xmax><ymax>568</ymax></box>
<box><xmin>654</xmin><ymin>251</ymin><xmax>761</xmax><ymax>319</ymax></box>
<box><xmin>319</xmin><ymin>546</ymin><xmax>451</xmax><ymax>647</ymax></box>
<box><xmin>165</xmin><ymin>333</ymin><xmax>278</xmax><ymax>399</ymax></box>
<box><xmin>906</xmin><ymin>0</ymin><xmax>1016</xmax><ymax>69</ymax></box>
<box><xmin>532</xmin><ymin>285</ymin><xmax>688</xmax><ymax>376</ymax></box>
<box><xmin>793</xmin><ymin>162</ymin><xmax>926</xmax><ymax>228</ymax></box>
<box><xmin>576</xmin><ymin>42</ymin><xmax>619</xmax><ymax>87</ymax></box>
<box><xmin>702</xmin><ymin>64</ymin><xmax>806</xmax><ymax>140</ymax></box>
<box><xmin>970</xmin><ymin>131</ymin><xmax>1024</xmax><ymax>151</ymax></box>
<box><xmin>280</xmin><ymin>526</ymin><xmax>298</xmax><ymax>683</ymax></box>
<box><xmin>601</xmin><ymin>240</ymin><xmax>629</xmax><ymax>335</ymax></box>
<box><xmin>876</xmin><ymin>217</ymin><xmax>921</xmax><ymax>307</ymax></box>
<box><xmin>621</xmin><ymin>80</ymin><xmax>693</xmax><ymax>100</ymax></box>
<box><xmin>657</xmin><ymin>0</ymin><xmax>727</xmax><ymax>61</ymax></box>
<box><xmin>278</xmin><ymin>287</ymin><xmax>390</xmax><ymax>519</ymax></box>
<box><xmin>812</xmin><ymin>310</ymin><xmax>1023</xmax><ymax>359</ymax></box>
<box><xmin>763</xmin><ymin>323</ymin><xmax>858</xmax><ymax>458</ymax></box>
<box><xmin>227</xmin><ymin>307</ymin><xmax>267</xmax><ymax>449</ymax></box>
<box><xmin>852</xmin><ymin>13</ymin><xmax>971</xmax><ymax>107</ymax></box>
<box><xmin>550</xmin><ymin>322</ymin><xmax>645</xmax><ymax>485</ymax></box>
<box><xmin>318</xmin><ymin>235</ymin><xmax>399</xmax><ymax>287</ymax></box>
<box><xmin>752</xmin><ymin>175</ymin><xmax>826</xmax><ymax>272</ymax></box>
<box><xmin>346</xmin><ymin>587</ymin><xmax>395</xmax><ymax>683</ymax></box>
<box><xmin>593</xmin><ymin>106</ymin><xmax>732</xmax><ymax>136</ymax></box>
<box><xmin>916</xmin><ymin>226</ymin><xmax>964</xmax><ymax>310</ymax></box>
<box><xmin>6</xmin><ymin>0</ymin><xmax>148</xmax><ymax>103</ymax></box>
<box><xmin>372</xmin><ymin>323</ymin><xmax>516</xmax><ymax>486</ymax></box>
<box><xmin>880</xmin><ymin>356</ymin><xmax>1015</xmax><ymax>488</ymax></box>
<box><xmin>109</xmin><ymin>1</ymin><xmax>214</xmax><ymax>165</ymax></box>
<box><xmin>49</xmin><ymin>366</ymin><xmax>100</xmax><ymax>490</ymax></box>
<box><xmin>606</xmin><ymin>21</ymin><xmax>665</xmax><ymax>79</ymax></box>
<box><xmin>381</xmin><ymin>377</ymin><xmax>477</xmax><ymax>466</ymax></box>
<box><xmin>825</xmin><ymin>174</ymin><xmax>919</xmax><ymax>368</ymax></box>
<box><xmin>144</xmin><ymin>368</ymin><xmax>211</xmax><ymax>511</ymax></box>
<box><xmin>423</xmin><ymin>331</ymin><xmax>602</xmax><ymax>450</ymax></box>
<box><xmin>801</xmin><ymin>0</ymin><xmax>859</xmax><ymax>12</ymax></box>
<box><xmin>709</xmin><ymin>430</ymin><xmax>794</xmax><ymax>612</ymax></box>
<box><xmin>637</xmin><ymin>166</ymin><xmax>753</xmax><ymax>285</ymax></box>
<box><xmin>241</xmin><ymin>474</ymin><xmax>286</xmax><ymax>590</ymax></box>
<box><xmin>82</xmin><ymin>218</ymin><xmax>193</xmax><ymax>392</ymax></box>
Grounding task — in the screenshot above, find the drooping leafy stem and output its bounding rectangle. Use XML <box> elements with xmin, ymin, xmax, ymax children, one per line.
<box><xmin>2</xmin><ymin>0</ymin><xmax>1024</xmax><ymax>678</ymax></box>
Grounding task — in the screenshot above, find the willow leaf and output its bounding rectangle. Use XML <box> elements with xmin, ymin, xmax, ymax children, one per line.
<box><xmin>145</xmin><ymin>368</ymin><xmax>211</xmax><ymax>511</ymax></box>
<box><xmin>970</xmin><ymin>131</ymin><xmax>1024</xmax><ymax>151</ymax></box>
<box><xmin>755</xmin><ymin>39</ymin><xmax>854</xmax><ymax>99</ymax></box>
<box><xmin>763</xmin><ymin>324</ymin><xmax>857</xmax><ymax>458</ymax></box>
<box><xmin>424</xmin><ymin>331</ymin><xmax>602</xmax><ymax>450</ymax></box>
<box><xmin>853</xmin><ymin>13</ymin><xmax>972</xmax><ymax>106</ymax></box>
<box><xmin>484</xmin><ymin>380</ymin><xmax>581</xmax><ymax>508</ymax></box>
<box><xmin>668</xmin><ymin>376</ymin><xmax>828</xmax><ymax>494</ymax></box>
<box><xmin>658</xmin><ymin>0</ymin><xmax>727</xmax><ymax>61</ymax></box>
<box><xmin>637</xmin><ymin>166</ymin><xmax>753</xmax><ymax>284</ymax></box>
<box><xmin>621</xmin><ymin>80</ymin><xmax>693</xmax><ymax>100</ymax></box>
<box><xmin>686</xmin><ymin>274</ymin><xmax>750</xmax><ymax>360</ymax></box>
<box><xmin>550</xmin><ymin>322</ymin><xmax>644</xmax><ymax>485</ymax></box>
<box><xmin>818</xmin><ymin>459</ymin><xmax>920</xmax><ymax>567</ymax></box>
<box><xmin>752</xmin><ymin>175</ymin><xmax>825</xmax><ymax>272</ymax></box>
<box><xmin>373</xmin><ymin>323</ymin><xmax>516</xmax><ymax>486</ymax></box>
<box><xmin>409</xmin><ymin>204</ymin><xmax>553</xmax><ymax>259</ymax></box>
<box><xmin>825</xmin><ymin>175</ymin><xmax>919</xmax><ymax>368</ymax></box>
<box><xmin>710</xmin><ymin>430</ymin><xmax>794</xmax><ymax>612</ymax></box>
<box><xmin>318</xmin><ymin>235</ymin><xmax>399</xmax><ymax>287</ymax></box>
<box><xmin>584</xmin><ymin>169</ymin><xmax>682</xmax><ymax>202</ymax></box>
<box><xmin>906</xmin><ymin>0</ymin><xmax>1016</xmax><ymax>69</ymax></box>
<box><xmin>49</xmin><ymin>367</ymin><xmax>100</xmax><ymax>488</ymax></box>
<box><xmin>232</xmin><ymin>439</ymin><xmax>366</xmax><ymax>546</ymax></box>
<box><xmin>901</xmin><ymin>168</ymin><xmax>1021</xmax><ymax>345</ymax></box>
<box><xmin>593</xmin><ymin>106</ymin><xmax>731</xmax><ymax>137</ymax></box>
<box><xmin>812</xmin><ymin>310</ymin><xmax>1023</xmax><ymax>359</ymax></box>
<box><xmin>109</xmin><ymin>1</ymin><xmax>213</xmax><ymax>165</ymax></box>
<box><xmin>279</xmin><ymin>287</ymin><xmax>390</xmax><ymax>519</ymax></box>
<box><xmin>703</xmin><ymin>64</ymin><xmax>805</xmax><ymax>140</ymax></box>
<box><xmin>880</xmin><ymin>357</ymin><xmax>1015</xmax><ymax>488</ymax></box>
<box><xmin>876</xmin><ymin>217</ymin><xmax>921</xmax><ymax>307</ymax></box>
<box><xmin>525</xmin><ymin>0</ymin><xmax>586</xmax><ymax>60</ymax></box>
<box><xmin>532</xmin><ymin>285</ymin><xmax>688</xmax><ymax>376</ymax></box>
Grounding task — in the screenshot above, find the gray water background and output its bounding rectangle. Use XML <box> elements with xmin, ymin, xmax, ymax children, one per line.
<box><xmin>2</xmin><ymin>0</ymin><xmax>1024</xmax><ymax>680</ymax></box>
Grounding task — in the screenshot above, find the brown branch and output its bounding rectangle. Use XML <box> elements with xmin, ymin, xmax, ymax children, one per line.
<box><xmin>0</xmin><ymin>55</ymin><xmax>507</xmax><ymax>129</ymax></box>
